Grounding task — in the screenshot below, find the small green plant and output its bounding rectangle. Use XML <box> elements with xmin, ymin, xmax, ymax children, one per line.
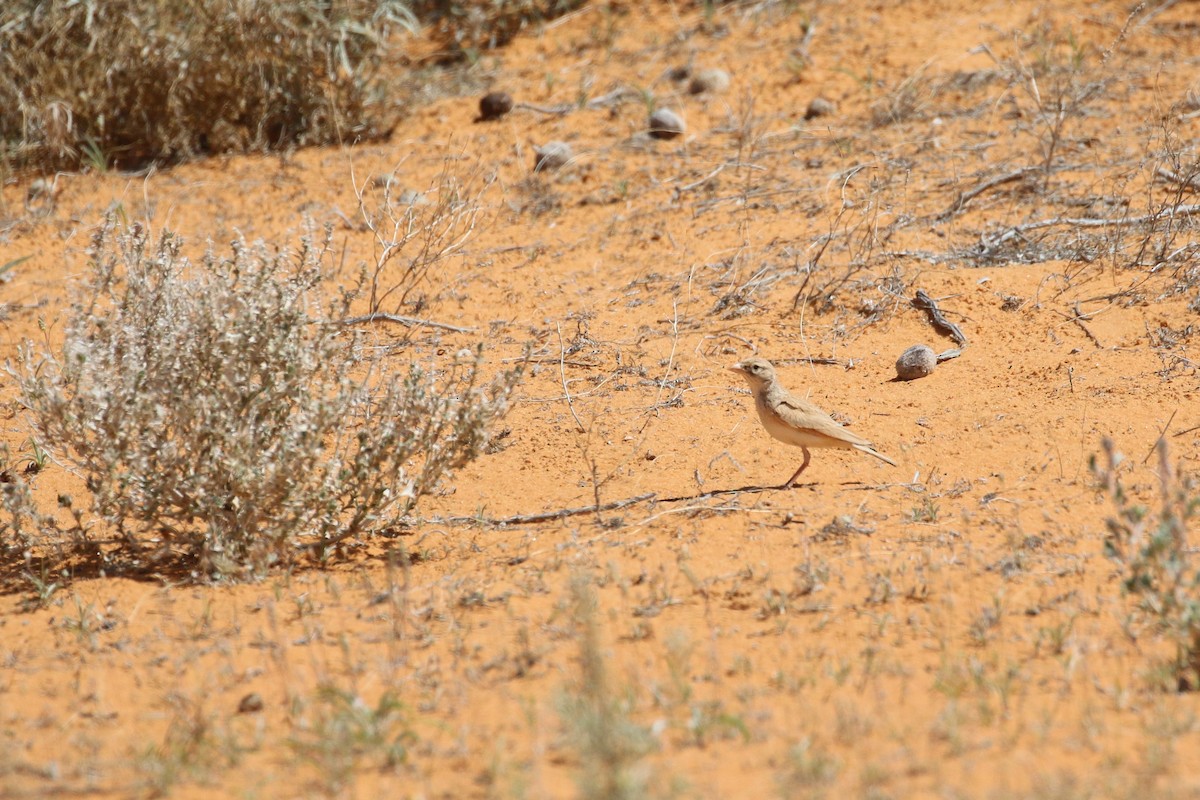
<box><xmin>289</xmin><ymin>685</ymin><xmax>415</xmax><ymax>793</ymax></box>
<box><xmin>1094</xmin><ymin>438</ymin><xmax>1200</xmax><ymax>690</ymax></box>
<box><xmin>778</xmin><ymin>737</ymin><xmax>839</xmax><ymax>799</ymax></box>
<box><xmin>911</xmin><ymin>496</ymin><xmax>940</xmax><ymax>523</ymax></box>
<box><xmin>60</xmin><ymin>593</ymin><xmax>103</xmax><ymax>649</ymax></box>
<box><xmin>19</xmin><ymin>438</ymin><xmax>48</xmax><ymax>474</ymax></box>
<box><xmin>19</xmin><ymin>561</ymin><xmax>63</xmax><ymax>611</ymax></box>
<box><xmin>79</xmin><ymin>136</ymin><xmax>110</xmax><ymax>173</ymax></box>
<box><xmin>138</xmin><ymin>692</ymin><xmax>244</xmax><ymax>796</ymax></box>
<box><xmin>870</xmin><ymin>62</ymin><xmax>935</xmax><ymax>127</ymax></box>
<box><xmin>558</xmin><ymin>572</ymin><xmax>655</xmax><ymax>800</ymax></box>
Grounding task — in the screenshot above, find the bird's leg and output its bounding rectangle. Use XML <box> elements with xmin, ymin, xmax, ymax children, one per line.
<box><xmin>785</xmin><ymin>447</ymin><xmax>812</xmax><ymax>487</ymax></box>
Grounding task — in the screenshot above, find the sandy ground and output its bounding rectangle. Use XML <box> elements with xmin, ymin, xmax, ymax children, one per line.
<box><xmin>4</xmin><ymin>0</ymin><xmax>1200</xmax><ymax>797</ymax></box>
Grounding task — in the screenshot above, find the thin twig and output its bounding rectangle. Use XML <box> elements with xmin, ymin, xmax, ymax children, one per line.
<box><xmin>557</xmin><ymin>322</ymin><xmax>587</xmax><ymax>433</ymax></box>
<box><xmin>1143</xmin><ymin>408</ymin><xmax>1178</xmax><ymax>465</ymax></box>
<box><xmin>936</xmin><ymin>166</ymin><xmax>1034</xmax><ymax>220</ymax></box>
<box><xmin>511</xmin><ymin>87</ymin><xmax>640</xmax><ymax>118</ymax></box>
<box><xmin>437</xmin><ymin>492</ymin><xmax>657</xmax><ymax>527</ymax></box>
<box><xmin>1058</xmin><ymin>301</ymin><xmax>1102</xmax><ymax>348</ymax></box>
<box><xmin>911</xmin><ymin>290</ymin><xmax>968</xmax><ymax>346</ymax></box>
<box><xmin>1156</xmin><ymin>166</ymin><xmax>1200</xmax><ymax>191</ymax></box>
<box><xmin>513</xmin><ymin>101</ymin><xmax>573</xmax><ymax>116</ymax></box>
<box><xmin>339</xmin><ymin>313</ymin><xmax>476</xmax><ymax>333</ymax></box>
<box><xmin>982</xmin><ymin>204</ymin><xmax>1200</xmax><ymax>250</ymax></box>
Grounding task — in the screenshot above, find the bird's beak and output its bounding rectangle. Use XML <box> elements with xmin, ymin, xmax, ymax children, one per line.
<box><xmin>728</xmin><ymin>364</ymin><xmax>745</xmax><ymax>374</ymax></box>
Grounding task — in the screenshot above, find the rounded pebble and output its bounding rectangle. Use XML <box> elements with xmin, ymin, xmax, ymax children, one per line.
<box><xmin>479</xmin><ymin>91</ymin><xmax>514</xmax><ymax>121</ymax></box>
<box><xmin>649</xmin><ymin>108</ymin><xmax>686</xmax><ymax>139</ymax></box>
<box><xmin>533</xmin><ymin>141</ymin><xmax>573</xmax><ymax>172</ymax></box>
<box><xmin>805</xmin><ymin>97</ymin><xmax>837</xmax><ymax>120</ymax></box>
<box><xmin>237</xmin><ymin>692</ymin><xmax>264</xmax><ymax>713</ymax></box>
<box><xmin>895</xmin><ymin>344</ymin><xmax>937</xmax><ymax>381</ymax></box>
<box><xmin>689</xmin><ymin>68</ymin><xmax>730</xmax><ymax>95</ymax></box>
<box><xmin>396</xmin><ymin>189</ymin><xmax>428</xmax><ymax>206</ymax></box>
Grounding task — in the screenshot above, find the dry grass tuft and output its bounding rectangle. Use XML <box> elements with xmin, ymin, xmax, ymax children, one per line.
<box><xmin>0</xmin><ymin>0</ymin><xmax>416</xmax><ymax>171</ymax></box>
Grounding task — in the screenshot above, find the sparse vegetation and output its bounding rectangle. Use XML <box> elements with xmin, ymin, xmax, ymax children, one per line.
<box><xmin>414</xmin><ymin>0</ymin><xmax>588</xmax><ymax>61</ymax></box>
<box><xmin>6</xmin><ymin>0</ymin><xmax>1200</xmax><ymax>798</ymax></box>
<box><xmin>1095</xmin><ymin>438</ymin><xmax>1200</xmax><ymax>691</ymax></box>
<box><xmin>289</xmin><ymin>685</ymin><xmax>415</xmax><ymax>793</ymax></box>
<box><xmin>10</xmin><ymin>219</ymin><xmax>519</xmax><ymax>578</ymax></box>
<box><xmin>0</xmin><ymin>0</ymin><xmax>418</xmax><ymax>171</ymax></box>
<box><xmin>559</xmin><ymin>572</ymin><xmax>656</xmax><ymax>800</ymax></box>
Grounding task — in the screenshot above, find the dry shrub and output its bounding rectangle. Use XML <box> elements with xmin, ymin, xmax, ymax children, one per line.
<box><xmin>412</xmin><ymin>0</ymin><xmax>585</xmax><ymax>59</ymax></box>
<box><xmin>0</xmin><ymin>0</ymin><xmax>415</xmax><ymax>171</ymax></box>
<box><xmin>11</xmin><ymin>219</ymin><xmax>519</xmax><ymax>579</ymax></box>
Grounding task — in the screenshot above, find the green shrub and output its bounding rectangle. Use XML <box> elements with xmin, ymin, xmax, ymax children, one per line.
<box><xmin>11</xmin><ymin>219</ymin><xmax>519</xmax><ymax>578</ymax></box>
<box><xmin>1095</xmin><ymin>438</ymin><xmax>1200</xmax><ymax>690</ymax></box>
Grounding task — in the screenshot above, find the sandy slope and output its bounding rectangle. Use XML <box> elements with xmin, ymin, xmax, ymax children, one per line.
<box><xmin>3</xmin><ymin>0</ymin><xmax>1200</xmax><ymax>797</ymax></box>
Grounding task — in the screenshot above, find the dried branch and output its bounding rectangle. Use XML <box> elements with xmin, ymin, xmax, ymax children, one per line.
<box><xmin>980</xmin><ymin>204</ymin><xmax>1200</xmax><ymax>251</ymax></box>
<box><xmin>339</xmin><ymin>312</ymin><xmax>476</xmax><ymax>333</ymax></box>
<box><xmin>936</xmin><ymin>167</ymin><xmax>1035</xmax><ymax>220</ymax></box>
<box><xmin>912</xmin><ymin>289</ymin><xmax>968</xmax><ymax>346</ymax></box>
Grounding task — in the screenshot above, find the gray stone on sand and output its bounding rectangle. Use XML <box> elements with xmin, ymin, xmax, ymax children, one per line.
<box><xmin>649</xmin><ymin>108</ymin><xmax>686</xmax><ymax>139</ymax></box>
<box><xmin>895</xmin><ymin>344</ymin><xmax>937</xmax><ymax>381</ymax></box>
<box><xmin>533</xmin><ymin>141</ymin><xmax>573</xmax><ymax>172</ymax></box>
<box><xmin>689</xmin><ymin>68</ymin><xmax>730</xmax><ymax>95</ymax></box>
<box><xmin>805</xmin><ymin>97</ymin><xmax>837</xmax><ymax>120</ymax></box>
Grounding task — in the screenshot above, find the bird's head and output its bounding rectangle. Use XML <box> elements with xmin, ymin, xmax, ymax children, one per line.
<box><xmin>729</xmin><ymin>357</ymin><xmax>777</xmax><ymax>388</ymax></box>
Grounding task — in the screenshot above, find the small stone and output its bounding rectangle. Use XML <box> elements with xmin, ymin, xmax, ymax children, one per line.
<box><xmin>688</xmin><ymin>68</ymin><xmax>730</xmax><ymax>95</ymax></box>
<box><xmin>804</xmin><ymin>97</ymin><xmax>837</xmax><ymax>120</ymax></box>
<box><xmin>479</xmin><ymin>91</ymin><xmax>514</xmax><ymax>121</ymax></box>
<box><xmin>27</xmin><ymin>177</ymin><xmax>56</xmax><ymax>201</ymax></box>
<box><xmin>396</xmin><ymin>189</ymin><xmax>428</xmax><ymax>206</ymax></box>
<box><xmin>237</xmin><ymin>692</ymin><xmax>264</xmax><ymax>713</ymax></box>
<box><xmin>895</xmin><ymin>344</ymin><xmax>937</xmax><ymax>381</ymax></box>
<box><xmin>649</xmin><ymin>108</ymin><xmax>685</xmax><ymax>140</ymax></box>
<box><xmin>666</xmin><ymin>65</ymin><xmax>692</xmax><ymax>82</ymax></box>
<box><xmin>533</xmin><ymin>141</ymin><xmax>573</xmax><ymax>172</ymax></box>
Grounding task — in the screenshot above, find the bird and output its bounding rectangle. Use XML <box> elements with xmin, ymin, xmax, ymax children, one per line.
<box><xmin>728</xmin><ymin>357</ymin><xmax>896</xmax><ymax>486</ymax></box>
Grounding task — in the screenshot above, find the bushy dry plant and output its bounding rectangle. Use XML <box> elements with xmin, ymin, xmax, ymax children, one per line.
<box><xmin>1094</xmin><ymin>438</ymin><xmax>1200</xmax><ymax>691</ymax></box>
<box><xmin>355</xmin><ymin>160</ymin><xmax>493</xmax><ymax>316</ymax></box>
<box><xmin>11</xmin><ymin>219</ymin><xmax>519</xmax><ymax>579</ymax></box>
<box><xmin>413</xmin><ymin>0</ymin><xmax>585</xmax><ymax>60</ymax></box>
<box><xmin>0</xmin><ymin>0</ymin><xmax>415</xmax><ymax>171</ymax></box>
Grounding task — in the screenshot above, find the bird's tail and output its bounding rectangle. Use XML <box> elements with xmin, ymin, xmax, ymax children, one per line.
<box><xmin>856</xmin><ymin>444</ymin><xmax>897</xmax><ymax>467</ymax></box>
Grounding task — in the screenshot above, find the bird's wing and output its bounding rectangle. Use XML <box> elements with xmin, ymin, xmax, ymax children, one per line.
<box><xmin>775</xmin><ymin>394</ymin><xmax>873</xmax><ymax>446</ymax></box>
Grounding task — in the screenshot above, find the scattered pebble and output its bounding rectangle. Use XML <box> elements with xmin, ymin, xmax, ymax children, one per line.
<box><xmin>397</xmin><ymin>189</ymin><xmax>428</xmax><ymax>206</ymax></box>
<box><xmin>805</xmin><ymin>97</ymin><xmax>837</xmax><ymax>120</ymax></box>
<box><xmin>895</xmin><ymin>344</ymin><xmax>937</xmax><ymax>381</ymax></box>
<box><xmin>237</xmin><ymin>693</ymin><xmax>264</xmax><ymax>713</ymax></box>
<box><xmin>689</xmin><ymin>68</ymin><xmax>730</xmax><ymax>95</ymax></box>
<box><xmin>666</xmin><ymin>65</ymin><xmax>692</xmax><ymax>82</ymax></box>
<box><xmin>533</xmin><ymin>141</ymin><xmax>573</xmax><ymax>172</ymax></box>
<box><xmin>479</xmin><ymin>91</ymin><xmax>514</xmax><ymax>121</ymax></box>
<box><xmin>649</xmin><ymin>108</ymin><xmax>685</xmax><ymax>139</ymax></box>
<box><xmin>25</xmin><ymin>176</ymin><xmax>59</xmax><ymax>214</ymax></box>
